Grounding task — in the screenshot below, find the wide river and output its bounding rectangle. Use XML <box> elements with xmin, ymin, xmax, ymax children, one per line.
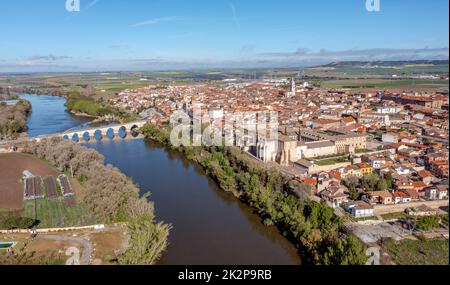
<box><xmin>22</xmin><ymin>94</ymin><xmax>301</xmax><ymax>265</ymax></box>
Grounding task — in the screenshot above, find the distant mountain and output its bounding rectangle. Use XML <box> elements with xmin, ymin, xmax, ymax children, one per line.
<box><xmin>321</xmin><ymin>60</ymin><xmax>449</xmax><ymax>68</ymax></box>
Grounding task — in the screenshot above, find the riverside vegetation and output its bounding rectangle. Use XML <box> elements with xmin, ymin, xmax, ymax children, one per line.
<box><xmin>0</xmin><ymin>100</ymin><xmax>32</xmax><ymax>140</ymax></box>
<box><xmin>141</xmin><ymin>123</ymin><xmax>368</xmax><ymax>265</ymax></box>
<box><xmin>20</xmin><ymin>138</ymin><xmax>171</xmax><ymax>265</ymax></box>
<box><xmin>65</xmin><ymin>92</ymin><xmax>139</xmax><ymax>123</ymax></box>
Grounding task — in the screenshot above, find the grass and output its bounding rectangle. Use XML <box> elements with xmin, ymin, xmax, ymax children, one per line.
<box><xmin>314</xmin><ymin>156</ymin><xmax>350</xmax><ymax>166</ymax></box>
<box><xmin>22</xmin><ymin>198</ymin><xmax>96</xmax><ymax>228</ymax></box>
<box><xmin>381</xmin><ymin>238</ymin><xmax>449</xmax><ymax>265</ymax></box>
<box><xmin>95</xmin><ymin>82</ymin><xmax>149</xmax><ymax>92</ymax></box>
<box><xmin>355</xmin><ymin>148</ymin><xmax>372</xmax><ymax>154</ymax></box>
<box><xmin>356</xmin><ymin>216</ymin><xmax>379</xmax><ymax>221</ymax></box>
<box><xmin>381</xmin><ymin>212</ymin><xmax>409</xmax><ymax>221</ymax></box>
<box><xmin>320</xmin><ymin>79</ymin><xmax>449</xmax><ymax>89</ymax></box>
<box><xmin>442</xmin><ymin>215</ymin><xmax>449</xmax><ymax>227</ymax></box>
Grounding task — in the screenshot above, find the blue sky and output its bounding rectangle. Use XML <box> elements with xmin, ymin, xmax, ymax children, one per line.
<box><xmin>0</xmin><ymin>0</ymin><xmax>448</xmax><ymax>72</ymax></box>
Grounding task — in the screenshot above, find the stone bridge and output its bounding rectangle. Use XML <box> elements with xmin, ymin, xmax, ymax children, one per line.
<box><xmin>36</xmin><ymin>120</ymin><xmax>147</xmax><ymax>143</ymax></box>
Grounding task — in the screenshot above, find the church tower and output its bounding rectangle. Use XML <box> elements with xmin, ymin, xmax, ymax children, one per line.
<box><xmin>290</xmin><ymin>78</ymin><xmax>296</xmax><ymax>95</ymax></box>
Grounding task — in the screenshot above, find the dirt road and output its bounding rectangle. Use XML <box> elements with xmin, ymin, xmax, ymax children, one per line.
<box><xmin>40</xmin><ymin>234</ymin><xmax>93</xmax><ymax>265</ymax></box>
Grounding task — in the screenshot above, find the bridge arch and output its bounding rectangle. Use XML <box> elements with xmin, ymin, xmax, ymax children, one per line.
<box><xmin>94</xmin><ymin>130</ymin><xmax>103</xmax><ymax>141</ymax></box>
<box><xmin>72</xmin><ymin>133</ymin><xmax>80</xmax><ymax>143</ymax></box>
<box><xmin>40</xmin><ymin>120</ymin><xmax>147</xmax><ymax>143</ymax></box>
<box><xmin>118</xmin><ymin>126</ymin><xmax>127</xmax><ymax>139</ymax></box>
<box><xmin>106</xmin><ymin>128</ymin><xmax>115</xmax><ymax>140</ymax></box>
<box><xmin>82</xmin><ymin>131</ymin><xmax>90</xmax><ymax>142</ymax></box>
<box><xmin>130</xmin><ymin>125</ymin><xmax>140</xmax><ymax>138</ymax></box>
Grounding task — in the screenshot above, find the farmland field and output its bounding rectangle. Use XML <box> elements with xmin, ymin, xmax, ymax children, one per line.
<box><xmin>22</xmin><ymin>197</ymin><xmax>95</xmax><ymax>228</ymax></box>
<box><xmin>319</xmin><ymin>79</ymin><xmax>449</xmax><ymax>90</ymax></box>
<box><xmin>43</xmin><ymin>176</ymin><xmax>59</xmax><ymax>198</ymax></box>
<box><xmin>0</xmin><ymin>153</ymin><xmax>58</xmax><ymax>210</ymax></box>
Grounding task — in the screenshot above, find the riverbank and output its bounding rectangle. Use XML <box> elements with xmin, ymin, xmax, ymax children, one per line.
<box><xmin>0</xmin><ymin>99</ymin><xmax>32</xmax><ymax>140</ymax></box>
<box><xmin>66</xmin><ymin>93</ymin><xmax>139</xmax><ymax>124</ymax></box>
<box><xmin>141</xmin><ymin>123</ymin><xmax>368</xmax><ymax>265</ymax></box>
<box><xmin>22</xmin><ymin>138</ymin><xmax>170</xmax><ymax>264</ymax></box>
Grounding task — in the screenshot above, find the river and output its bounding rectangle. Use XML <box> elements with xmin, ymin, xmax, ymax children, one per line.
<box><xmin>19</xmin><ymin>94</ymin><xmax>91</xmax><ymax>138</ymax></box>
<box><xmin>22</xmin><ymin>94</ymin><xmax>301</xmax><ymax>265</ymax></box>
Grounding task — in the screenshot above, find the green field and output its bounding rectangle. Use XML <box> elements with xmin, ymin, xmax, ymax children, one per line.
<box><xmin>381</xmin><ymin>238</ymin><xmax>449</xmax><ymax>265</ymax></box>
<box><xmin>22</xmin><ymin>198</ymin><xmax>95</xmax><ymax>228</ymax></box>
<box><xmin>381</xmin><ymin>212</ymin><xmax>408</xmax><ymax>221</ymax></box>
<box><xmin>320</xmin><ymin>79</ymin><xmax>449</xmax><ymax>89</ymax></box>
<box><xmin>314</xmin><ymin>156</ymin><xmax>350</xmax><ymax>166</ymax></box>
<box><xmin>306</xmin><ymin>63</ymin><xmax>449</xmax><ymax>79</ymax></box>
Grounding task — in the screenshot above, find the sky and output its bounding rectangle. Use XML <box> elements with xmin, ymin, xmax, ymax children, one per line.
<box><xmin>0</xmin><ymin>0</ymin><xmax>448</xmax><ymax>72</ymax></box>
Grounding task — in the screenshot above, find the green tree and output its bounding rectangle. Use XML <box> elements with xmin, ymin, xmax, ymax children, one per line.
<box><xmin>377</xmin><ymin>179</ymin><xmax>388</xmax><ymax>191</ymax></box>
<box><xmin>118</xmin><ymin>214</ymin><xmax>171</xmax><ymax>265</ymax></box>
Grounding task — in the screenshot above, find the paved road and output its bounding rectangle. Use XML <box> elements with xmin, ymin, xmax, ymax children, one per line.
<box><xmin>40</xmin><ymin>234</ymin><xmax>93</xmax><ymax>265</ymax></box>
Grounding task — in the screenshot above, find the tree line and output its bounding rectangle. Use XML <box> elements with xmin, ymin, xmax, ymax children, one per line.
<box><xmin>22</xmin><ymin>138</ymin><xmax>170</xmax><ymax>265</ymax></box>
<box><xmin>66</xmin><ymin>91</ymin><xmax>139</xmax><ymax>123</ymax></box>
<box><xmin>0</xmin><ymin>100</ymin><xmax>32</xmax><ymax>140</ymax></box>
<box><xmin>0</xmin><ymin>86</ymin><xmax>18</xmax><ymax>100</ymax></box>
<box><xmin>141</xmin><ymin>123</ymin><xmax>368</xmax><ymax>265</ymax></box>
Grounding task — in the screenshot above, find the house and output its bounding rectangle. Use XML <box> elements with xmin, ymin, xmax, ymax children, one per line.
<box><xmin>400</xmin><ymin>135</ymin><xmax>418</xmax><ymax>144</ymax></box>
<box><xmin>320</xmin><ymin>184</ymin><xmax>349</xmax><ymax>208</ymax></box>
<box><xmin>364</xmin><ymin>155</ymin><xmax>391</xmax><ymax>170</ymax></box>
<box><xmin>307</xmin><ymin>119</ymin><xmax>341</xmax><ymax>130</ymax></box>
<box><xmin>344</xmin><ymin>201</ymin><xmax>374</xmax><ymax>218</ymax></box>
<box><xmin>366</xmin><ymin>191</ymin><xmax>394</xmax><ymax>205</ymax></box>
<box><xmin>341</xmin><ymin>117</ymin><xmax>356</xmax><ymax>127</ymax></box>
<box><xmin>418</xmin><ymin>170</ymin><xmax>435</xmax><ymax>185</ymax></box>
<box><xmin>400</xmin><ymin>188</ymin><xmax>421</xmax><ymax>201</ymax></box>
<box><xmin>392</xmin><ymin>191</ymin><xmax>412</xmax><ymax>204</ymax></box>
<box><xmin>425</xmin><ymin>185</ymin><xmax>449</xmax><ymax>200</ymax></box>
<box><xmin>342</xmin><ymin>165</ymin><xmax>363</xmax><ymax>178</ymax></box>
<box><xmin>382</xmin><ymin>133</ymin><xmax>399</xmax><ymax>143</ymax></box>
<box><xmin>356</xmin><ymin>162</ymin><xmax>373</xmax><ymax>176</ymax></box>
<box><xmin>429</xmin><ymin>160</ymin><xmax>449</xmax><ymax>178</ymax></box>
<box><xmin>412</xmin><ymin>181</ymin><xmax>428</xmax><ymax>193</ymax></box>
<box><xmin>299</xmin><ymin>177</ymin><xmax>318</xmax><ymax>193</ymax></box>
<box><xmin>394</xmin><ymin>166</ymin><xmax>411</xmax><ymax>176</ymax></box>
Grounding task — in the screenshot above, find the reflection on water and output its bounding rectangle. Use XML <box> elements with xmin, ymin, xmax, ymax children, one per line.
<box><xmin>19</xmin><ymin>94</ymin><xmax>91</xmax><ymax>137</ymax></box>
<box><xmin>85</xmin><ymin>139</ymin><xmax>301</xmax><ymax>265</ymax></box>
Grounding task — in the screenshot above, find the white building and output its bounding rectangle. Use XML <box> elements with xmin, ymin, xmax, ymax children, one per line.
<box><xmin>297</xmin><ymin>140</ymin><xmax>337</xmax><ymax>159</ymax></box>
<box><xmin>382</xmin><ymin>133</ymin><xmax>399</xmax><ymax>143</ymax></box>
<box><xmin>377</xmin><ymin>106</ymin><xmax>401</xmax><ymax>114</ymax></box>
<box><xmin>256</xmin><ymin>138</ymin><xmax>278</xmax><ymax>163</ymax></box>
<box><xmin>344</xmin><ymin>201</ymin><xmax>374</xmax><ymax>218</ymax></box>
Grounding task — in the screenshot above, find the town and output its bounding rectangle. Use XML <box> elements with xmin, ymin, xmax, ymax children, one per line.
<box><xmin>0</xmin><ymin>0</ymin><xmax>448</xmax><ymax>270</ymax></box>
<box><xmin>109</xmin><ymin>76</ymin><xmax>449</xmax><ymax>227</ymax></box>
